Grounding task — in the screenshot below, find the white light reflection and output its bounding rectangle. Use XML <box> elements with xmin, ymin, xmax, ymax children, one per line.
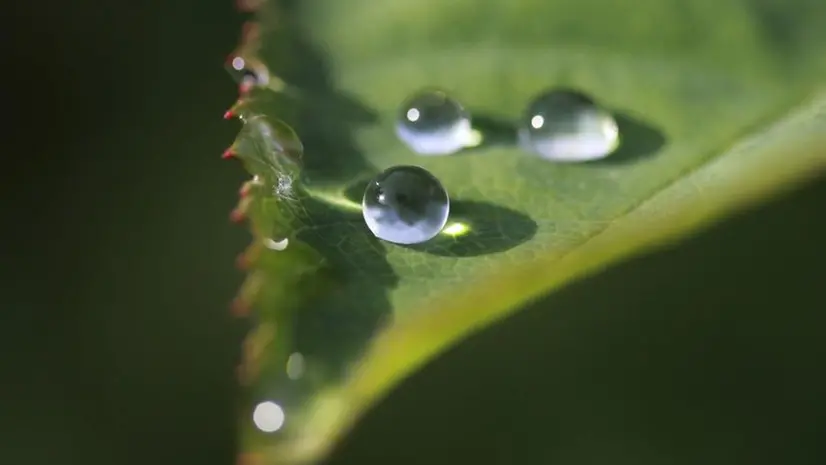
<box><xmin>264</xmin><ymin>238</ymin><xmax>289</xmax><ymax>251</ymax></box>
<box><xmin>442</xmin><ymin>222</ymin><xmax>470</xmax><ymax>237</ymax></box>
<box><xmin>252</xmin><ymin>401</ymin><xmax>285</xmax><ymax>433</ymax></box>
<box><xmin>231</xmin><ymin>57</ymin><xmax>246</xmax><ymax>71</ymax></box>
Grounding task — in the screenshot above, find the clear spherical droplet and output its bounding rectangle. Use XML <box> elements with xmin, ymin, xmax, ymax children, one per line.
<box><xmin>362</xmin><ymin>166</ymin><xmax>450</xmax><ymax>245</ymax></box>
<box><xmin>396</xmin><ymin>89</ymin><xmax>476</xmax><ymax>155</ymax></box>
<box><xmin>519</xmin><ymin>89</ymin><xmax>619</xmax><ymax>162</ymax></box>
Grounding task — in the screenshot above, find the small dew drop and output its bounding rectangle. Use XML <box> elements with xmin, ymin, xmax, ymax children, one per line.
<box><xmin>225</xmin><ymin>55</ymin><xmax>270</xmax><ymax>93</ymax></box>
<box><xmin>286</xmin><ymin>352</ymin><xmax>305</xmax><ymax>380</ymax></box>
<box><xmin>519</xmin><ymin>89</ymin><xmax>619</xmax><ymax>162</ymax></box>
<box><xmin>396</xmin><ymin>89</ymin><xmax>475</xmax><ymax>155</ymax></box>
<box><xmin>362</xmin><ymin>165</ymin><xmax>450</xmax><ymax>245</ymax></box>
<box><xmin>236</xmin><ymin>0</ymin><xmax>265</xmax><ymax>12</ymax></box>
<box><xmin>264</xmin><ymin>237</ymin><xmax>288</xmax><ymax>251</ymax></box>
<box><xmin>252</xmin><ymin>401</ymin><xmax>285</xmax><ymax>433</ymax></box>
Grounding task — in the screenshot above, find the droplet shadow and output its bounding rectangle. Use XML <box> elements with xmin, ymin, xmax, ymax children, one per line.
<box><xmin>406</xmin><ymin>200</ymin><xmax>537</xmax><ymax>257</ymax></box>
<box><xmin>468</xmin><ymin>113</ymin><xmax>519</xmax><ymax>149</ymax></box>
<box><xmin>598</xmin><ymin>111</ymin><xmax>667</xmax><ymax>165</ymax></box>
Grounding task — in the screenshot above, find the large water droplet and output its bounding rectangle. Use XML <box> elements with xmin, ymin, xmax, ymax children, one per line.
<box><xmin>519</xmin><ymin>89</ymin><xmax>619</xmax><ymax>162</ymax></box>
<box><xmin>396</xmin><ymin>89</ymin><xmax>477</xmax><ymax>155</ymax></box>
<box><xmin>362</xmin><ymin>166</ymin><xmax>450</xmax><ymax>245</ymax></box>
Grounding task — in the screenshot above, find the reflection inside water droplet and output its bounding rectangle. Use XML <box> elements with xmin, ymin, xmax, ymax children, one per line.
<box><xmin>396</xmin><ymin>89</ymin><xmax>479</xmax><ymax>155</ymax></box>
<box><xmin>519</xmin><ymin>89</ymin><xmax>619</xmax><ymax>162</ymax></box>
<box><xmin>252</xmin><ymin>401</ymin><xmax>285</xmax><ymax>433</ymax></box>
<box><xmin>264</xmin><ymin>237</ymin><xmax>289</xmax><ymax>251</ymax></box>
<box><xmin>441</xmin><ymin>222</ymin><xmax>471</xmax><ymax>237</ymax></box>
<box><xmin>362</xmin><ymin>165</ymin><xmax>450</xmax><ymax>245</ymax></box>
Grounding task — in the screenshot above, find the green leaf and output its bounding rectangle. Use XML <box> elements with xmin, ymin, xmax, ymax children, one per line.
<box><xmin>223</xmin><ymin>1</ymin><xmax>826</xmax><ymax>463</ymax></box>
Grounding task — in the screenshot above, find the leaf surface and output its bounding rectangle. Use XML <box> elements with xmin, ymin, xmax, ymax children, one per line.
<box><xmin>223</xmin><ymin>1</ymin><xmax>826</xmax><ymax>463</ymax></box>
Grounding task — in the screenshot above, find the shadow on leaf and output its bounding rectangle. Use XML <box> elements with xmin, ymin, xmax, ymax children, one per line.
<box><xmin>294</xmin><ymin>197</ymin><xmax>397</xmax><ymax>378</ymax></box>
<box><xmin>598</xmin><ymin>111</ymin><xmax>667</xmax><ymax>164</ymax></box>
<box><xmin>342</xmin><ymin>181</ymin><xmax>537</xmax><ymax>258</ymax></box>
<box><xmin>256</xmin><ymin>11</ymin><xmax>379</xmax><ymax>186</ymax></box>
<box><xmin>405</xmin><ymin>200</ymin><xmax>538</xmax><ymax>257</ymax></box>
<box><xmin>247</xmin><ymin>2</ymin><xmax>396</xmax><ymax>398</ymax></box>
<box><xmin>469</xmin><ymin>113</ymin><xmax>519</xmax><ymax>149</ymax></box>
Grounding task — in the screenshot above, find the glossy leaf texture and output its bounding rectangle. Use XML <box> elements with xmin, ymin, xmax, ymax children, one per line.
<box><xmin>222</xmin><ymin>1</ymin><xmax>826</xmax><ymax>463</ymax></box>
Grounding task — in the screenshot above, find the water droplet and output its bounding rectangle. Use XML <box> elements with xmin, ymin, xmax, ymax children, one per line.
<box><xmin>396</xmin><ymin>89</ymin><xmax>477</xmax><ymax>155</ymax></box>
<box><xmin>286</xmin><ymin>352</ymin><xmax>305</xmax><ymax>380</ymax></box>
<box><xmin>225</xmin><ymin>55</ymin><xmax>270</xmax><ymax>93</ymax></box>
<box><xmin>252</xmin><ymin>400</ymin><xmax>285</xmax><ymax>433</ymax></box>
<box><xmin>362</xmin><ymin>166</ymin><xmax>450</xmax><ymax>245</ymax></box>
<box><xmin>519</xmin><ymin>89</ymin><xmax>619</xmax><ymax>162</ymax></box>
<box><xmin>264</xmin><ymin>237</ymin><xmax>289</xmax><ymax>251</ymax></box>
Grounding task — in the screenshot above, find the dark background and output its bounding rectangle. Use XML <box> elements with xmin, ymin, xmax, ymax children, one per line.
<box><xmin>4</xmin><ymin>1</ymin><xmax>824</xmax><ymax>465</ymax></box>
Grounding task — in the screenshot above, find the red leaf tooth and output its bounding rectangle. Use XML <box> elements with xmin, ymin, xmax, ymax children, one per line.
<box><xmin>239</xmin><ymin>183</ymin><xmax>252</xmax><ymax>197</ymax></box>
<box><xmin>230</xmin><ymin>297</ymin><xmax>251</xmax><ymax>317</ymax></box>
<box><xmin>239</xmin><ymin>81</ymin><xmax>253</xmax><ymax>95</ymax></box>
<box><xmin>222</xmin><ymin>149</ymin><xmax>236</xmax><ymax>159</ymax></box>
<box><xmin>236</xmin><ymin>242</ymin><xmax>262</xmax><ymax>270</ymax></box>
<box><xmin>230</xmin><ymin>208</ymin><xmax>246</xmax><ymax>223</ymax></box>
<box><xmin>235</xmin><ymin>453</ymin><xmax>264</xmax><ymax>465</ymax></box>
<box><xmin>235</xmin><ymin>364</ymin><xmax>249</xmax><ymax>385</ymax></box>
<box><xmin>235</xmin><ymin>253</ymin><xmax>250</xmax><ymax>270</ymax></box>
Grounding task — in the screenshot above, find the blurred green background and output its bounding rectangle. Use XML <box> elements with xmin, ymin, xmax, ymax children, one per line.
<box><xmin>4</xmin><ymin>1</ymin><xmax>824</xmax><ymax>465</ymax></box>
